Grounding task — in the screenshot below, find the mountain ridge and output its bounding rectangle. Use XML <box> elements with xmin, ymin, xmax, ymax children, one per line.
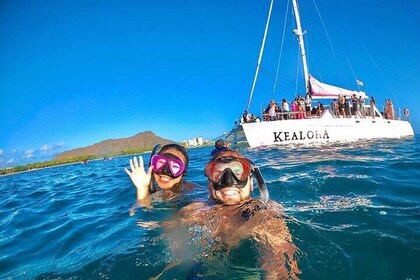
<box><xmin>55</xmin><ymin>131</ymin><xmax>176</xmax><ymax>160</ymax></box>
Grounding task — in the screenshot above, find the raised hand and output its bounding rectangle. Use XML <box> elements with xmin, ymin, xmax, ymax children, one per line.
<box><xmin>125</xmin><ymin>156</ymin><xmax>153</xmax><ymax>200</ymax></box>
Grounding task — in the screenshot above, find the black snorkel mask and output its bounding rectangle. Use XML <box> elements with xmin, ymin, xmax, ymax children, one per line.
<box><xmin>212</xmin><ymin>168</ymin><xmax>249</xmax><ymax>190</ymax></box>
<box><xmin>205</xmin><ymin>156</ymin><xmax>269</xmax><ymax>203</ymax></box>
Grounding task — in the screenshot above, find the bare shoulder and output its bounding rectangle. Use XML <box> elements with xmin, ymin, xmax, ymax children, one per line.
<box><xmin>183</xmin><ymin>180</ymin><xmax>204</xmax><ymax>191</ymax></box>
<box><xmin>266</xmin><ymin>200</ymin><xmax>285</xmax><ymax>213</ymax></box>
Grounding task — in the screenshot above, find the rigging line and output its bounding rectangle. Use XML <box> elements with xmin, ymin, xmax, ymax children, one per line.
<box><xmin>341</xmin><ymin>47</ymin><xmax>361</xmax><ymax>92</ymax></box>
<box><xmin>325</xmin><ymin>16</ymin><xmax>359</xmax><ymax>90</ymax></box>
<box><xmin>311</xmin><ymin>0</ymin><xmax>345</xmax><ymax>85</ymax></box>
<box><xmin>259</xmin><ymin>67</ymin><xmax>276</xmax><ymax>81</ymax></box>
<box><xmin>326</xmin><ymin>18</ymin><xmax>360</xmax><ymax>91</ymax></box>
<box><xmin>246</xmin><ymin>0</ymin><xmax>274</xmax><ymax>112</ymax></box>
<box><xmin>272</xmin><ymin>0</ymin><xmax>290</xmax><ymax>98</ymax></box>
<box><xmin>310</xmin><ymin>39</ymin><xmax>323</xmax><ymax>81</ymax></box>
<box><xmin>358</xmin><ymin>39</ymin><xmax>400</xmax><ymax>109</ymax></box>
<box><xmin>304</xmin><ymin>24</ymin><xmax>323</xmax><ymax>81</ymax></box>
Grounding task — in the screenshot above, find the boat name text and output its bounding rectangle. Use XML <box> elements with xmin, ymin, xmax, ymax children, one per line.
<box><xmin>273</xmin><ymin>130</ymin><xmax>330</xmax><ymax>142</ymax></box>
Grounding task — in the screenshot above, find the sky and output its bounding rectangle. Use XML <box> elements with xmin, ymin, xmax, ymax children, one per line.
<box><xmin>1</xmin><ymin>0</ymin><xmax>419</xmax><ymax>168</ymax></box>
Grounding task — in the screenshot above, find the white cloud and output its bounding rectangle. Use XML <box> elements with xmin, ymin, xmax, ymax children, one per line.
<box><xmin>56</xmin><ymin>142</ymin><xmax>66</xmax><ymax>147</ymax></box>
<box><xmin>24</xmin><ymin>149</ymin><xmax>35</xmax><ymax>155</ymax></box>
<box><xmin>40</xmin><ymin>144</ymin><xmax>52</xmax><ymax>151</ymax></box>
<box><xmin>0</xmin><ymin>143</ymin><xmax>67</xmax><ymax>168</ymax></box>
<box><xmin>23</xmin><ymin>149</ymin><xmax>35</xmax><ymax>159</ymax></box>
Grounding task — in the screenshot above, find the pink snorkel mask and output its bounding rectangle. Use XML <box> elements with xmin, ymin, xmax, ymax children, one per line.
<box><xmin>151</xmin><ymin>153</ymin><xmax>186</xmax><ymax>178</ymax></box>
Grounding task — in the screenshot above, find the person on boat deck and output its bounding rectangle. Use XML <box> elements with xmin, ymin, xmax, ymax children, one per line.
<box><xmin>389</xmin><ymin>100</ymin><xmax>395</xmax><ymax>120</ymax></box>
<box><xmin>305</xmin><ymin>92</ymin><xmax>312</xmax><ymax>118</ymax></box>
<box><xmin>210</xmin><ymin>139</ymin><xmax>229</xmax><ymax>156</ymax></box>
<box><xmin>351</xmin><ymin>94</ymin><xmax>358</xmax><ymax>116</ymax></box>
<box><xmin>339</xmin><ymin>94</ymin><xmax>346</xmax><ymax>118</ymax></box>
<box><xmin>241</xmin><ymin>110</ymin><xmax>251</xmax><ymax>123</ymax></box>
<box><xmin>316</xmin><ymin>101</ymin><xmax>324</xmax><ymax>116</ymax></box>
<box><xmin>282</xmin><ymin>98</ymin><xmax>290</xmax><ymax>120</ymax></box>
<box><xmin>296</xmin><ymin>94</ymin><xmax>305</xmax><ymax>119</ymax></box>
<box><xmin>268</xmin><ymin>99</ymin><xmax>278</xmax><ymax>121</ymax></box>
<box><xmin>250</xmin><ymin>113</ymin><xmax>261</xmax><ymax>122</ymax></box>
<box><xmin>357</xmin><ymin>96</ymin><xmax>364</xmax><ymax>118</ymax></box>
<box><xmin>385</xmin><ymin>99</ymin><xmax>395</xmax><ymax>120</ymax></box>
<box><xmin>125</xmin><ymin>144</ymin><xmax>197</xmax><ymax>207</ymax></box>
<box><xmin>370</xmin><ymin>96</ymin><xmax>376</xmax><ymax>119</ymax></box>
<box><xmin>331</xmin><ymin>99</ymin><xmax>339</xmax><ymax>117</ymax></box>
<box><xmin>345</xmin><ymin>97</ymin><xmax>352</xmax><ymax>117</ymax></box>
<box><xmin>162</xmin><ymin>149</ymin><xmax>301</xmax><ymax>279</ymax></box>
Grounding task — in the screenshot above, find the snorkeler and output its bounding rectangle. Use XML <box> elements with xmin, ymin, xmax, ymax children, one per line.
<box><xmin>163</xmin><ymin>149</ymin><xmax>301</xmax><ymax>279</ymax></box>
<box><xmin>125</xmin><ymin>144</ymin><xmax>197</xmax><ymax>207</ymax></box>
<box><xmin>210</xmin><ymin>138</ymin><xmax>229</xmax><ymax>156</ymax></box>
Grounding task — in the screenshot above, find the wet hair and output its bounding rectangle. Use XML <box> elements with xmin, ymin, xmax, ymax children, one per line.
<box><xmin>211</xmin><ymin>149</ymin><xmax>245</xmax><ymax>161</ymax></box>
<box><xmin>158</xmin><ymin>143</ymin><xmax>189</xmax><ymax>172</ymax></box>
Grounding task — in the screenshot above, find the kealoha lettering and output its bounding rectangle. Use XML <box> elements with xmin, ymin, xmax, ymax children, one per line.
<box><xmin>273</xmin><ymin>130</ymin><xmax>330</xmax><ymax>142</ymax></box>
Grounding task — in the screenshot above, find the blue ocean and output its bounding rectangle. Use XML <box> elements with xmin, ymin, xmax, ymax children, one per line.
<box><xmin>1</xmin><ymin>137</ymin><xmax>419</xmax><ymax>280</ymax></box>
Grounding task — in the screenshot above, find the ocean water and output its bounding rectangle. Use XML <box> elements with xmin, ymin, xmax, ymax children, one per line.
<box><xmin>1</xmin><ymin>137</ymin><xmax>419</xmax><ymax>280</ymax></box>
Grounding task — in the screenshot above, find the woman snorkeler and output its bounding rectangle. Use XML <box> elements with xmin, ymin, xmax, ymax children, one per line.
<box><xmin>125</xmin><ymin>144</ymin><xmax>197</xmax><ymax>207</ymax></box>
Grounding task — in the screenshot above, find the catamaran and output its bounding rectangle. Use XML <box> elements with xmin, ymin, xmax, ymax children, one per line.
<box><xmin>225</xmin><ymin>0</ymin><xmax>414</xmax><ymax>148</ymax></box>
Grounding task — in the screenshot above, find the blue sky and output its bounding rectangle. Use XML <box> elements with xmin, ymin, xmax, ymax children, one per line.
<box><xmin>1</xmin><ymin>0</ymin><xmax>419</xmax><ymax>168</ymax></box>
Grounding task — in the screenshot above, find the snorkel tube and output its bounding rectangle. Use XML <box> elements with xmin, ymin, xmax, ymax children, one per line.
<box><xmin>250</xmin><ymin>161</ymin><xmax>269</xmax><ymax>203</ymax></box>
<box><xmin>148</xmin><ymin>144</ymin><xmax>161</xmax><ymax>194</ymax></box>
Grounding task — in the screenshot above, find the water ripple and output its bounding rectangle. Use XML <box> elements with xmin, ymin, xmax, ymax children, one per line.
<box><xmin>1</xmin><ymin>137</ymin><xmax>419</xmax><ymax>279</ymax></box>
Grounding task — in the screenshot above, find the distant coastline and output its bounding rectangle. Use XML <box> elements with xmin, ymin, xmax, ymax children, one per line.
<box><xmin>1</xmin><ymin>130</ymin><xmax>174</xmax><ymax>176</ymax></box>
<box><xmin>0</xmin><ymin>130</ymin><xmax>214</xmax><ymax>176</ymax></box>
<box><xmin>0</xmin><ymin>152</ymin><xmax>148</xmax><ymax>177</ymax></box>
<box><xmin>0</xmin><ymin>148</ymin><xmax>150</xmax><ymax>176</ymax></box>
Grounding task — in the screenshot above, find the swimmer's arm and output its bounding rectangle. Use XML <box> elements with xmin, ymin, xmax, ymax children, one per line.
<box><xmin>125</xmin><ymin>156</ymin><xmax>153</xmax><ymax>204</ymax></box>
<box><xmin>253</xmin><ymin>219</ymin><xmax>301</xmax><ymax>279</ymax></box>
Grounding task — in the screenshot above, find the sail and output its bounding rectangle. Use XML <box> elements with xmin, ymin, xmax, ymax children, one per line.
<box><xmin>309</xmin><ymin>75</ymin><xmax>367</xmax><ymax>99</ymax></box>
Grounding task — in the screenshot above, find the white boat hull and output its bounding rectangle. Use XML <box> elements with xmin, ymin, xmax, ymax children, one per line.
<box><xmin>226</xmin><ymin>112</ymin><xmax>414</xmax><ymax>148</ymax></box>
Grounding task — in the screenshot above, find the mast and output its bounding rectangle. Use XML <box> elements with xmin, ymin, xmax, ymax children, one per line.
<box><xmin>246</xmin><ymin>0</ymin><xmax>274</xmax><ymax>112</ymax></box>
<box><xmin>291</xmin><ymin>0</ymin><xmax>310</xmax><ymax>93</ymax></box>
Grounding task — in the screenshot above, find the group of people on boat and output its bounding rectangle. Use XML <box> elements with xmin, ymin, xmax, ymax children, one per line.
<box><xmin>262</xmin><ymin>93</ymin><xmax>325</xmax><ymax>121</ymax></box>
<box><xmin>331</xmin><ymin>95</ymin><xmax>397</xmax><ymax>120</ymax></box>
<box><xmin>124</xmin><ymin>143</ymin><xmax>300</xmax><ymax>279</ymax></box>
<box><xmin>331</xmin><ymin>94</ymin><xmax>369</xmax><ymax>118</ymax></box>
<box><xmin>240</xmin><ymin>110</ymin><xmax>261</xmax><ymax>123</ymax></box>
<box><xmin>242</xmin><ymin>92</ymin><xmax>401</xmax><ymax>123</ymax></box>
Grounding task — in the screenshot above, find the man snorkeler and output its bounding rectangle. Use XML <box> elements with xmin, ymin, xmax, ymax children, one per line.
<box><xmin>163</xmin><ymin>149</ymin><xmax>301</xmax><ymax>279</ymax></box>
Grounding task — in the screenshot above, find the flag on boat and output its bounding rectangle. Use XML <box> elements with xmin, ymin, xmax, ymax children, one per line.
<box><xmin>356</xmin><ymin>79</ymin><xmax>364</xmax><ymax>86</ymax></box>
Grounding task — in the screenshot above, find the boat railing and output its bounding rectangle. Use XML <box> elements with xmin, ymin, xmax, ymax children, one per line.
<box><xmin>261</xmin><ymin>108</ymin><xmax>328</xmax><ymax>121</ymax></box>
<box><xmin>251</xmin><ymin>103</ymin><xmax>410</xmax><ymax>123</ymax></box>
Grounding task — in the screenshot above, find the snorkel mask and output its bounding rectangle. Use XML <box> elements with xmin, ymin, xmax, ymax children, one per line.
<box><xmin>148</xmin><ymin>144</ymin><xmax>189</xmax><ymax>192</ymax></box>
<box><xmin>151</xmin><ymin>153</ymin><xmax>185</xmax><ymax>178</ymax></box>
<box><xmin>204</xmin><ymin>155</ymin><xmax>269</xmax><ymax>202</ymax></box>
